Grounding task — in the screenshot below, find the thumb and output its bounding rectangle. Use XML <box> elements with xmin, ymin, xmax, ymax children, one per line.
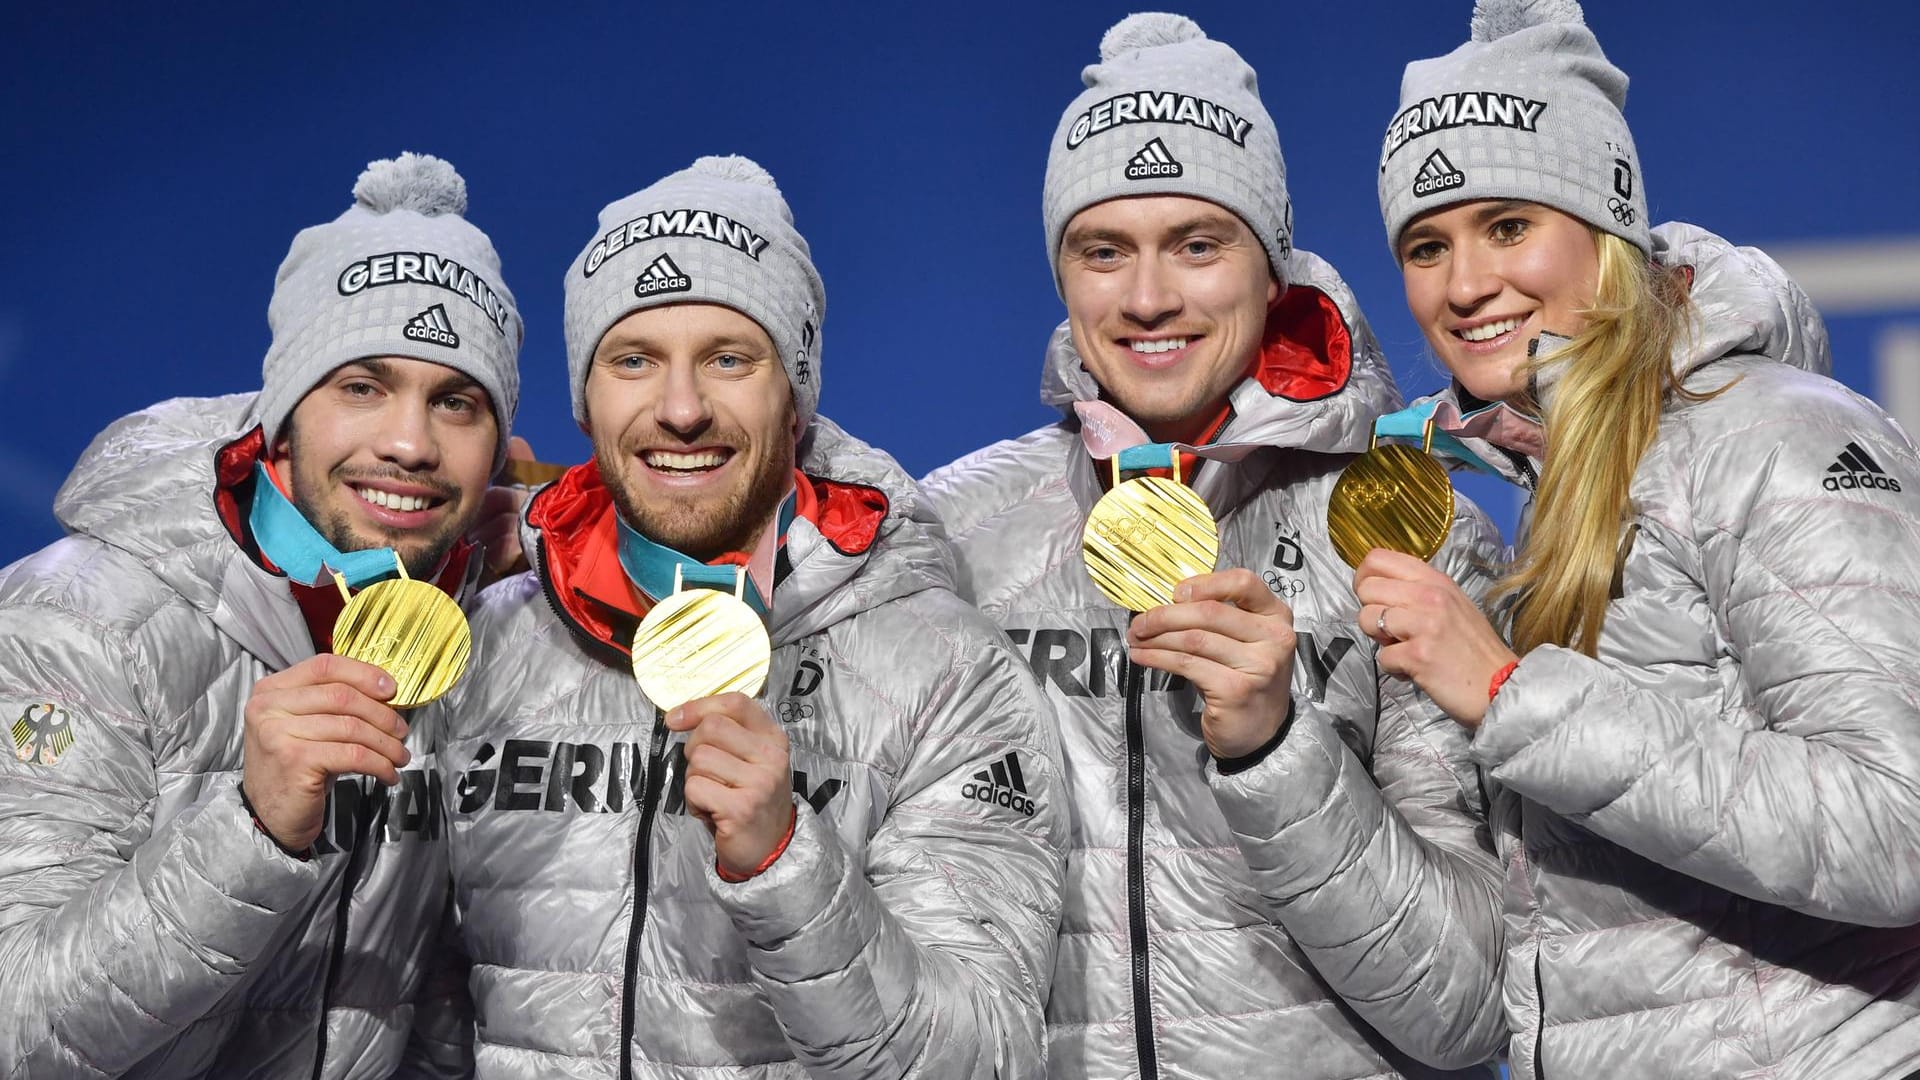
<box><xmin>507</xmin><ymin>435</ymin><xmax>535</xmax><ymax>462</ymax></box>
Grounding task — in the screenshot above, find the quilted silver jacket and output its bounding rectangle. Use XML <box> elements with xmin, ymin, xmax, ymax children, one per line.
<box><xmin>436</xmin><ymin>416</ymin><xmax>1068</xmax><ymax>1078</ymax></box>
<box><xmin>0</xmin><ymin>394</ymin><xmax>462</xmax><ymax>1079</ymax></box>
<box><xmin>1429</xmin><ymin>222</ymin><xmax>1920</xmax><ymax>1080</ymax></box>
<box><xmin>922</xmin><ymin>250</ymin><xmax>1509</xmax><ymax>1080</ymax></box>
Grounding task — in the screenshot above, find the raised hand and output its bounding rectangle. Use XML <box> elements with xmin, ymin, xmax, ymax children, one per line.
<box><xmin>1354</xmin><ymin>548</ymin><xmax>1517</xmax><ymax>729</ymax></box>
<box><xmin>476</xmin><ymin>435</ymin><xmax>537</xmax><ymax>584</ymax></box>
<box><xmin>665</xmin><ymin>693</ymin><xmax>795</xmax><ymax>879</ymax></box>
<box><xmin>1128</xmin><ymin>568</ymin><xmax>1296</xmax><ymax>759</ymax></box>
<box><xmin>241</xmin><ymin>653</ymin><xmax>410</xmax><ymax>851</ymax></box>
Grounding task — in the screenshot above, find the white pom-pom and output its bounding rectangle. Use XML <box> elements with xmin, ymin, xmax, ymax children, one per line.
<box><xmin>688</xmin><ymin>154</ymin><xmax>780</xmax><ymax>194</ymax></box>
<box><xmin>352</xmin><ymin>152</ymin><xmax>467</xmax><ymax>216</ymax></box>
<box><xmin>1099</xmin><ymin>13</ymin><xmax>1206</xmax><ymax>61</ymax></box>
<box><xmin>1471</xmin><ymin>0</ymin><xmax>1586</xmax><ymax>41</ymax></box>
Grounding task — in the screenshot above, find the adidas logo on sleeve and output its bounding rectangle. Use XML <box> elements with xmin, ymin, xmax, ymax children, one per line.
<box><xmin>1125</xmin><ymin>138</ymin><xmax>1184</xmax><ymax>180</ymax></box>
<box><xmin>1412</xmin><ymin>149</ymin><xmax>1466</xmax><ymax>198</ymax></box>
<box><xmin>1824</xmin><ymin>441</ymin><xmax>1903</xmax><ymax>492</ymax></box>
<box><xmin>959</xmin><ymin>752</ymin><xmax>1037</xmax><ymax>817</ymax></box>
<box><xmin>634</xmin><ymin>253</ymin><xmax>692</xmax><ymax>298</ymax></box>
<box><xmin>402</xmin><ymin>304</ymin><xmax>460</xmax><ymax>349</ymax></box>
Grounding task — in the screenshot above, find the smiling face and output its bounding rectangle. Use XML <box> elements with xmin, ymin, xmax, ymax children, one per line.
<box><xmin>269</xmin><ymin>356</ymin><xmax>498</xmax><ymax>578</ymax></box>
<box><xmin>584</xmin><ymin>302</ymin><xmax>797</xmax><ymax>561</ymax></box>
<box><xmin>1056</xmin><ymin>195</ymin><xmax>1279</xmax><ymax>445</ymax></box>
<box><xmin>1397</xmin><ymin>199</ymin><xmax>1601</xmax><ymax>402</ymax></box>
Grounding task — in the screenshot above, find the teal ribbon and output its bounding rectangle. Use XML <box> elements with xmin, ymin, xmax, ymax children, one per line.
<box><xmin>1115</xmin><ymin>443</ymin><xmax>1182</xmax><ymax>473</ymax></box>
<box><xmin>247</xmin><ymin>463</ymin><xmax>402</xmax><ymax>589</ymax></box>
<box><xmin>614</xmin><ymin>491</ymin><xmax>798</xmax><ymax>620</ymax></box>
<box><xmin>1371</xmin><ymin>402</ymin><xmax>1499</xmax><ymax>476</ymax></box>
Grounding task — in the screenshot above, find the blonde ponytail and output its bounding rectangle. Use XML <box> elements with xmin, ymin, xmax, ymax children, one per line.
<box><xmin>1499</xmin><ymin>231</ymin><xmax>1693</xmax><ymax>656</ymax></box>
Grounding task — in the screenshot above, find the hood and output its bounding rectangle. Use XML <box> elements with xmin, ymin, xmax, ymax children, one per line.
<box><xmin>55</xmin><ymin>393</ymin><xmax>259</xmax><ymax>601</ymax></box>
<box><xmin>1659</xmin><ymin>221</ymin><xmax>1830</xmax><ymax>381</ymax></box>
<box><xmin>1412</xmin><ymin>221</ymin><xmax>1833</xmax><ymax>484</ymax></box>
<box><xmin>1038</xmin><ymin>245</ymin><xmax>1403</xmax><ymax>457</ymax></box>
<box><xmin>776</xmin><ymin>415</ymin><xmax>956</xmax><ymax>644</ymax></box>
<box><xmin>52</xmin><ymin>393</ymin><xmax>324</xmax><ymax>670</ymax></box>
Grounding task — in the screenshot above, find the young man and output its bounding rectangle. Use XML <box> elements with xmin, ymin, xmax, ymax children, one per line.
<box><xmin>923</xmin><ymin>16</ymin><xmax>1508</xmax><ymax>1079</ymax></box>
<box><xmin>0</xmin><ymin>153</ymin><xmax>523</xmax><ymax>1078</ymax></box>
<box><xmin>436</xmin><ymin>155</ymin><xmax>1066</xmax><ymax>1078</ymax></box>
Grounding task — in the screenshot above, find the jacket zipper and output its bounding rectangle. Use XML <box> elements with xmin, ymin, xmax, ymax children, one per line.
<box><xmin>310</xmin><ymin>796</ymin><xmax>377</xmax><ymax>1080</ymax></box>
<box><xmin>618</xmin><ymin>710</ymin><xmax>671</xmax><ymax>1080</ymax></box>
<box><xmin>1123</xmin><ymin>659</ymin><xmax>1159</xmax><ymax>1080</ymax></box>
<box><xmin>532</xmin><ymin>530</ymin><xmax>674</xmax><ymax>1078</ymax></box>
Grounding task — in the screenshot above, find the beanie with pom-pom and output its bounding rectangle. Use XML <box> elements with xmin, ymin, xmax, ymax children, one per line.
<box><xmin>1377</xmin><ymin>0</ymin><xmax>1649</xmax><ymax>254</ymax></box>
<box><xmin>1042</xmin><ymin>13</ymin><xmax>1292</xmax><ymax>287</ymax></box>
<box><xmin>564</xmin><ymin>154</ymin><xmax>825</xmax><ymax>431</ymax></box>
<box><xmin>253</xmin><ymin>151</ymin><xmax>523</xmax><ymax>470</ymax></box>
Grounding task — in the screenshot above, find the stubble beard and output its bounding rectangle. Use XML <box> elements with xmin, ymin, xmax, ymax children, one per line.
<box><xmin>285</xmin><ymin>429</ymin><xmax>465</xmax><ymax>580</ymax></box>
<box><xmin>599</xmin><ymin>418</ymin><xmax>797</xmax><ymax>563</ymax></box>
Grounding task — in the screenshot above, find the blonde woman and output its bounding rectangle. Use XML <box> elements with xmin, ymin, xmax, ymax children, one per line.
<box><xmin>1356</xmin><ymin>1</ymin><xmax>1920</xmax><ymax>1077</ymax></box>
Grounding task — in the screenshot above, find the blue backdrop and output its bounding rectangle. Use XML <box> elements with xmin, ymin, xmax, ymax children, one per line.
<box><xmin>4</xmin><ymin>0</ymin><xmax>1917</xmax><ymax>559</ymax></box>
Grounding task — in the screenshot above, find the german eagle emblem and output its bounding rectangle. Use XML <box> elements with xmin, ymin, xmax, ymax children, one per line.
<box><xmin>11</xmin><ymin>704</ymin><xmax>74</xmax><ymax>766</ymax></box>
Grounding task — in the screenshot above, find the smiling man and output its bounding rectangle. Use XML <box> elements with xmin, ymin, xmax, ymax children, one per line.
<box><xmin>0</xmin><ymin>152</ymin><xmax>523</xmax><ymax>1078</ymax></box>
<box><xmin>435</xmin><ymin>155</ymin><xmax>1065</xmax><ymax>1079</ymax></box>
<box><xmin>923</xmin><ymin>14</ymin><xmax>1509</xmax><ymax>1080</ymax></box>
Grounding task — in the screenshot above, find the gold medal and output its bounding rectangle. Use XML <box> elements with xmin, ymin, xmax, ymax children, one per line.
<box><xmin>501</xmin><ymin>457</ymin><xmax>569</xmax><ymax>486</ymax></box>
<box><xmin>1327</xmin><ymin>425</ymin><xmax>1455</xmax><ymax>568</ymax></box>
<box><xmin>331</xmin><ymin>555</ymin><xmax>471</xmax><ymax>709</ymax></box>
<box><xmin>629</xmin><ymin>567</ymin><xmax>771</xmax><ymax>712</ymax></box>
<box><xmin>1083</xmin><ymin>451</ymin><xmax>1220</xmax><ymax>612</ymax></box>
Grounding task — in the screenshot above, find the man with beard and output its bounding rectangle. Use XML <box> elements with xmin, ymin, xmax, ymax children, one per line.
<box><xmin>0</xmin><ymin>152</ymin><xmax>524</xmax><ymax>1078</ymax></box>
<box><xmin>435</xmin><ymin>155</ymin><xmax>1065</xmax><ymax>1079</ymax></box>
<box><xmin>922</xmin><ymin>15</ymin><xmax>1508</xmax><ymax>1079</ymax></box>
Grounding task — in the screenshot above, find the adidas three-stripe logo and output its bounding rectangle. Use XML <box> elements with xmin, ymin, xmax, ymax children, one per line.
<box><xmin>634</xmin><ymin>253</ymin><xmax>692</xmax><ymax>298</ymax></box>
<box><xmin>959</xmin><ymin>751</ymin><xmax>1037</xmax><ymax>817</ymax></box>
<box><xmin>402</xmin><ymin>304</ymin><xmax>460</xmax><ymax>348</ymax></box>
<box><xmin>1413</xmin><ymin>149</ymin><xmax>1466</xmax><ymax>197</ymax></box>
<box><xmin>1125</xmin><ymin>138</ymin><xmax>1184</xmax><ymax>180</ymax></box>
<box><xmin>1824</xmin><ymin>440</ymin><xmax>1903</xmax><ymax>492</ymax></box>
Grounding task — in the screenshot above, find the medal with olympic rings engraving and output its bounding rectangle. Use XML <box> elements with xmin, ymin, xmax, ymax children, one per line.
<box><xmin>1082</xmin><ymin>449</ymin><xmax>1220</xmax><ymax>612</ymax></box>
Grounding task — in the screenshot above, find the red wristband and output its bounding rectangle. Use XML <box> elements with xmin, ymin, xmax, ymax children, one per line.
<box><xmin>716</xmin><ymin>804</ymin><xmax>798</xmax><ymax>883</ymax></box>
<box><xmin>1488</xmin><ymin>660</ymin><xmax>1521</xmax><ymax>702</ymax></box>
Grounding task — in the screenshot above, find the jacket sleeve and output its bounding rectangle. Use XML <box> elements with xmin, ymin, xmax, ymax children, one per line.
<box><xmin>1473</xmin><ymin>383</ymin><xmax>1920</xmax><ymax>927</ymax></box>
<box><xmin>0</xmin><ymin>595</ymin><xmax>328</xmax><ymax>1079</ymax></box>
<box><xmin>709</xmin><ymin>628</ymin><xmax>1067</xmax><ymax>1079</ymax></box>
<box><xmin>1207</xmin><ymin>498</ymin><xmax>1509</xmax><ymax>1069</ymax></box>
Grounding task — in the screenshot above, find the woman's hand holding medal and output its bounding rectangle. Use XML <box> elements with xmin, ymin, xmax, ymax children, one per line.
<box><xmin>1127</xmin><ymin>568</ymin><xmax>1297</xmax><ymax>760</ymax></box>
<box><xmin>1354</xmin><ymin>549</ymin><xmax>1516</xmax><ymax>729</ymax></box>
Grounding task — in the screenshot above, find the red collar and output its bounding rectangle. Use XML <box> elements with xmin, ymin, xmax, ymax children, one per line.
<box><xmin>529</xmin><ymin>461</ymin><xmax>887</xmax><ymax>655</ymax></box>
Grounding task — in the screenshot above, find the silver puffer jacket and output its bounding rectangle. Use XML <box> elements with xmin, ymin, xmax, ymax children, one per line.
<box><xmin>1425</xmin><ymin>223</ymin><xmax>1920</xmax><ymax>1080</ymax></box>
<box><xmin>436</xmin><ymin>416</ymin><xmax>1068</xmax><ymax>1079</ymax></box>
<box><xmin>922</xmin><ymin>250</ymin><xmax>1509</xmax><ymax>1080</ymax></box>
<box><xmin>0</xmin><ymin>394</ymin><xmax>463</xmax><ymax>1079</ymax></box>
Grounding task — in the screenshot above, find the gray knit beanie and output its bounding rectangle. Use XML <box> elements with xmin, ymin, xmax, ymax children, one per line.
<box><xmin>1379</xmin><ymin>0</ymin><xmax>1650</xmax><ymax>254</ymax></box>
<box><xmin>1043</xmin><ymin>13</ymin><xmax>1292</xmax><ymax>287</ymax></box>
<box><xmin>564</xmin><ymin>155</ymin><xmax>824</xmax><ymax>432</ymax></box>
<box><xmin>253</xmin><ymin>152</ymin><xmax>523</xmax><ymax>470</ymax></box>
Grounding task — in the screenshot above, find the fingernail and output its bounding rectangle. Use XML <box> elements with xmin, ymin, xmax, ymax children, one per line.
<box><xmin>377</xmin><ymin>673</ymin><xmax>396</xmax><ymax>695</ymax></box>
<box><xmin>665</xmin><ymin>707</ymin><xmax>683</xmax><ymax>726</ymax></box>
